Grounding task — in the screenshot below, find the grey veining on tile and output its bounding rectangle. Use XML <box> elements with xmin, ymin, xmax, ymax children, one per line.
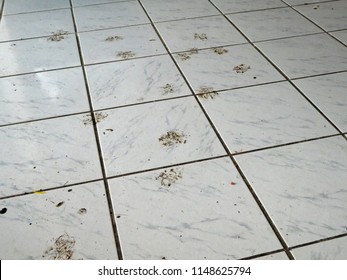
<box><xmin>253</xmin><ymin>252</ymin><xmax>289</xmax><ymax>260</ymax></box>
<box><xmin>256</xmin><ymin>33</ymin><xmax>347</xmax><ymax>78</ymax></box>
<box><xmin>293</xmin><ymin>72</ymin><xmax>347</xmax><ymax>132</ymax></box>
<box><xmin>292</xmin><ymin>237</ymin><xmax>347</xmax><ymax>260</ymax></box>
<box><xmin>201</xmin><ymin>82</ymin><xmax>336</xmax><ymax>153</ymax></box>
<box><xmin>0</xmin><ymin>182</ymin><xmax>118</xmax><ymax>259</ymax></box>
<box><xmin>109</xmin><ymin>157</ymin><xmax>282</xmax><ymax>259</ymax></box>
<box><xmin>73</xmin><ymin>1</ymin><xmax>149</xmax><ymax>32</ymax></box>
<box><xmin>0</xmin><ymin>115</ymin><xmax>102</xmax><ymax>197</ymax></box>
<box><xmin>331</xmin><ymin>30</ymin><xmax>347</xmax><ymax>45</ymax></box>
<box><xmin>0</xmin><ymin>35</ymin><xmax>80</xmax><ymax>77</ymax></box>
<box><xmin>155</xmin><ymin>15</ymin><xmax>246</xmax><ymax>53</ymax></box>
<box><xmin>0</xmin><ymin>9</ymin><xmax>74</xmax><ymax>42</ymax></box>
<box><xmin>141</xmin><ymin>0</ymin><xmax>220</xmax><ymax>22</ymax></box>
<box><xmin>79</xmin><ymin>24</ymin><xmax>167</xmax><ymax>64</ymax></box>
<box><xmin>235</xmin><ymin>136</ymin><xmax>347</xmax><ymax>246</ymax></box>
<box><xmin>72</xmin><ymin>0</ymin><xmax>127</xmax><ymax>7</ymax></box>
<box><xmin>211</xmin><ymin>0</ymin><xmax>286</xmax><ymax>14</ymax></box>
<box><xmin>3</xmin><ymin>0</ymin><xmax>71</xmax><ymax>15</ymax></box>
<box><xmin>174</xmin><ymin>44</ymin><xmax>284</xmax><ymax>93</ymax></box>
<box><xmin>227</xmin><ymin>7</ymin><xmax>322</xmax><ymax>42</ymax></box>
<box><xmin>295</xmin><ymin>1</ymin><xmax>347</xmax><ymax>31</ymax></box>
<box><xmin>86</xmin><ymin>55</ymin><xmax>191</xmax><ymax>110</ymax></box>
<box><xmin>97</xmin><ymin>97</ymin><xmax>226</xmax><ymax>177</ymax></box>
<box><xmin>0</xmin><ymin>68</ymin><xmax>90</xmax><ymax>125</ymax></box>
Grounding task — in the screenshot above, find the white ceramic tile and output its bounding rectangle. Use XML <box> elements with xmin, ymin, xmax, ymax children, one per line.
<box><xmin>79</xmin><ymin>24</ymin><xmax>166</xmax><ymax>64</ymax></box>
<box><xmin>0</xmin><ymin>115</ymin><xmax>103</xmax><ymax>197</ymax></box>
<box><xmin>331</xmin><ymin>29</ymin><xmax>347</xmax><ymax>45</ymax></box>
<box><xmin>253</xmin><ymin>252</ymin><xmax>290</xmax><ymax>260</ymax></box>
<box><xmin>155</xmin><ymin>15</ymin><xmax>246</xmax><ymax>53</ymax></box>
<box><xmin>0</xmin><ymin>68</ymin><xmax>90</xmax><ymax>125</ymax></box>
<box><xmin>201</xmin><ymin>82</ymin><xmax>336</xmax><ymax>153</ymax></box>
<box><xmin>292</xmin><ymin>237</ymin><xmax>347</xmax><ymax>259</ymax></box>
<box><xmin>86</xmin><ymin>55</ymin><xmax>191</xmax><ymax>110</ymax></box>
<box><xmin>235</xmin><ymin>136</ymin><xmax>347</xmax><ymax>246</ymax></box>
<box><xmin>174</xmin><ymin>44</ymin><xmax>284</xmax><ymax>93</ymax></box>
<box><xmin>293</xmin><ymin>72</ymin><xmax>347</xmax><ymax>132</ymax></box>
<box><xmin>227</xmin><ymin>7</ymin><xmax>321</xmax><ymax>42</ymax></box>
<box><xmin>97</xmin><ymin>97</ymin><xmax>226</xmax><ymax>177</ymax></box>
<box><xmin>0</xmin><ymin>9</ymin><xmax>74</xmax><ymax>42</ymax></box>
<box><xmin>72</xmin><ymin>0</ymin><xmax>127</xmax><ymax>7</ymax></box>
<box><xmin>141</xmin><ymin>0</ymin><xmax>220</xmax><ymax>22</ymax></box>
<box><xmin>0</xmin><ymin>182</ymin><xmax>118</xmax><ymax>259</ymax></box>
<box><xmin>109</xmin><ymin>157</ymin><xmax>282</xmax><ymax>259</ymax></box>
<box><xmin>284</xmin><ymin>0</ymin><xmax>324</xmax><ymax>5</ymax></box>
<box><xmin>73</xmin><ymin>1</ymin><xmax>149</xmax><ymax>32</ymax></box>
<box><xmin>295</xmin><ymin>1</ymin><xmax>347</xmax><ymax>31</ymax></box>
<box><xmin>3</xmin><ymin>0</ymin><xmax>70</xmax><ymax>15</ymax></box>
<box><xmin>0</xmin><ymin>35</ymin><xmax>80</xmax><ymax>77</ymax></box>
<box><xmin>256</xmin><ymin>33</ymin><xmax>347</xmax><ymax>79</ymax></box>
<box><xmin>211</xmin><ymin>0</ymin><xmax>286</xmax><ymax>14</ymax></box>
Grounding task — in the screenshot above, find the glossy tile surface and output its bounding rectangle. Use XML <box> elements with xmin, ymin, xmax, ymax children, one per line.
<box><xmin>3</xmin><ymin>0</ymin><xmax>70</xmax><ymax>15</ymax></box>
<box><xmin>331</xmin><ymin>30</ymin><xmax>347</xmax><ymax>45</ymax></box>
<box><xmin>109</xmin><ymin>157</ymin><xmax>282</xmax><ymax>259</ymax></box>
<box><xmin>0</xmin><ymin>182</ymin><xmax>118</xmax><ymax>259</ymax></box>
<box><xmin>235</xmin><ymin>136</ymin><xmax>347</xmax><ymax>246</ymax></box>
<box><xmin>72</xmin><ymin>0</ymin><xmax>127</xmax><ymax>7</ymax></box>
<box><xmin>211</xmin><ymin>0</ymin><xmax>286</xmax><ymax>14</ymax></box>
<box><xmin>253</xmin><ymin>252</ymin><xmax>289</xmax><ymax>260</ymax></box>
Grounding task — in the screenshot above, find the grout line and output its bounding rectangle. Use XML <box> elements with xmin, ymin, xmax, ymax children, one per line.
<box><xmin>240</xmin><ymin>249</ymin><xmax>288</xmax><ymax>260</ymax></box>
<box><xmin>68</xmin><ymin>0</ymin><xmax>123</xmax><ymax>260</ymax></box>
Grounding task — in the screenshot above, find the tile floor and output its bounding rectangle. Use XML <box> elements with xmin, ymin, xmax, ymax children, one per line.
<box><xmin>0</xmin><ymin>0</ymin><xmax>346</xmax><ymax>260</ymax></box>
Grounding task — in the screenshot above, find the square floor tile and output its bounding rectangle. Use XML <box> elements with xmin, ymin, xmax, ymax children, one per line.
<box><xmin>97</xmin><ymin>97</ymin><xmax>226</xmax><ymax>177</ymax></box>
<box><xmin>256</xmin><ymin>33</ymin><xmax>347</xmax><ymax>79</ymax></box>
<box><xmin>0</xmin><ymin>115</ymin><xmax>102</xmax><ymax>197</ymax></box>
<box><xmin>285</xmin><ymin>0</ymin><xmax>322</xmax><ymax>5</ymax></box>
<box><xmin>201</xmin><ymin>82</ymin><xmax>336</xmax><ymax>153</ymax></box>
<box><xmin>253</xmin><ymin>252</ymin><xmax>289</xmax><ymax>260</ymax></box>
<box><xmin>79</xmin><ymin>24</ymin><xmax>167</xmax><ymax>64</ymax></box>
<box><xmin>227</xmin><ymin>7</ymin><xmax>321</xmax><ymax>42</ymax></box>
<box><xmin>235</xmin><ymin>136</ymin><xmax>347</xmax><ymax>246</ymax></box>
<box><xmin>0</xmin><ymin>35</ymin><xmax>80</xmax><ymax>77</ymax></box>
<box><xmin>3</xmin><ymin>0</ymin><xmax>71</xmax><ymax>15</ymax></box>
<box><xmin>109</xmin><ymin>157</ymin><xmax>282</xmax><ymax>259</ymax></box>
<box><xmin>72</xmin><ymin>0</ymin><xmax>126</xmax><ymax>7</ymax></box>
<box><xmin>293</xmin><ymin>72</ymin><xmax>347</xmax><ymax>132</ymax></box>
<box><xmin>174</xmin><ymin>44</ymin><xmax>284</xmax><ymax>93</ymax></box>
<box><xmin>292</xmin><ymin>237</ymin><xmax>347</xmax><ymax>259</ymax></box>
<box><xmin>73</xmin><ymin>1</ymin><xmax>149</xmax><ymax>32</ymax></box>
<box><xmin>211</xmin><ymin>0</ymin><xmax>286</xmax><ymax>14</ymax></box>
<box><xmin>295</xmin><ymin>1</ymin><xmax>347</xmax><ymax>31</ymax></box>
<box><xmin>155</xmin><ymin>15</ymin><xmax>246</xmax><ymax>53</ymax></box>
<box><xmin>0</xmin><ymin>182</ymin><xmax>118</xmax><ymax>259</ymax></box>
<box><xmin>331</xmin><ymin>30</ymin><xmax>347</xmax><ymax>45</ymax></box>
<box><xmin>0</xmin><ymin>9</ymin><xmax>74</xmax><ymax>42</ymax></box>
<box><xmin>0</xmin><ymin>68</ymin><xmax>90</xmax><ymax>125</ymax></box>
<box><xmin>86</xmin><ymin>55</ymin><xmax>191</xmax><ymax>110</ymax></box>
<box><xmin>141</xmin><ymin>0</ymin><xmax>219</xmax><ymax>22</ymax></box>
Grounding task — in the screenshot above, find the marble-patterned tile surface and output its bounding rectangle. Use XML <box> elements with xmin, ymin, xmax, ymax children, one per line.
<box><xmin>292</xmin><ymin>237</ymin><xmax>347</xmax><ymax>260</ymax></box>
<box><xmin>201</xmin><ymin>82</ymin><xmax>336</xmax><ymax>153</ymax></box>
<box><xmin>256</xmin><ymin>33</ymin><xmax>347</xmax><ymax>79</ymax></box>
<box><xmin>3</xmin><ymin>0</ymin><xmax>71</xmax><ymax>15</ymax></box>
<box><xmin>73</xmin><ymin>1</ymin><xmax>149</xmax><ymax>32</ymax></box>
<box><xmin>211</xmin><ymin>0</ymin><xmax>286</xmax><ymax>14</ymax></box>
<box><xmin>0</xmin><ymin>35</ymin><xmax>80</xmax><ymax>77</ymax></box>
<box><xmin>155</xmin><ymin>15</ymin><xmax>246</xmax><ymax>53</ymax></box>
<box><xmin>295</xmin><ymin>1</ymin><xmax>347</xmax><ymax>31</ymax></box>
<box><xmin>235</xmin><ymin>136</ymin><xmax>347</xmax><ymax>246</ymax></box>
<box><xmin>253</xmin><ymin>252</ymin><xmax>289</xmax><ymax>260</ymax></box>
<box><xmin>72</xmin><ymin>0</ymin><xmax>127</xmax><ymax>7</ymax></box>
<box><xmin>109</xmin><ymin>157</ymin><xmax>282</xmax><ymax>259</ymax></box>
<box><xmin>79</xmin><ymin>24</ymin><xmax>166</xmax><ymax>65</ymax></box>
<box><xmin>0</xmin><ymin>182</ymin><xmax>118</xmax><ymax>259</ymax></box>
<box><xmin>97</xmin><ymin>97</ymin><xmax>226</xmax><ymax>177</ymax></box>
<box><xmin>331</xmin><ymin>30</ymin><xmax>347</xmax><ymax>45</ymax></box>
<box><xmin>174</xmin><ymin>44</ymin><xmax>284</xmax><ymax>93</ymax></box>
<box><xmin>293</xmin><ymin>72</ymin><xmax>347</xmax><ymax>132</ymax></box>
<box><xmin>0</xmin><ymin>9</ymin><xmax>74</xmax><ymax>42</ymax></box>
<box><xmin>0</xmin><ymin>115</ymin><xmax>102</xmax><ymax>197</ymax></box>
<box><xmin>86</xmin><ymin>55</ymin><xmax>191</xmax><ymax>110</ymax></box>
<box><xmin>227</xmin><ymin>7</ymin><xmax>321</xmax><ymax>42</ymax></box>
<box><xmin>284</xmin><ymin>0</ymin><xmax>323</xmax><ymax>5</ymax></box>
<box><xmin>141</xmin><ymin>0</ymin><xmax>219</xmax><ymax>22</ymax></box>
<box><xmin>0</xmin><ymin>68</ymin><xmax>90</xmax><ymax>125</ymax></box>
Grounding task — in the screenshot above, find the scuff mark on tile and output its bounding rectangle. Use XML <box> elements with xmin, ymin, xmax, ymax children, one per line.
<box><xmin>43</xmin><ymin>233</ymin><xmax>76</xmax><ymax>260</ymax></box>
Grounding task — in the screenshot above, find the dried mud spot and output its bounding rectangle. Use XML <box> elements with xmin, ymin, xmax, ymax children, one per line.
<box><xmin>83</xmin><ymin>112</ymin><xmax>108</xmax><ymax>125</ymax></box>
<box><xmin>159</xmin><ymin>130</ymin><xmax>187</xmax><ymax>147</ymax></box>
<box><xmin>194</xmin><ymin>33</ymin><xmax>208</xmax><ymax>40</ymax></box>
<box><xmin>176</xmin><ymin>48</ymin><xmax>198</xmax><ymax>61</ymax></box>
<box><xmin>47</xmin><ymin>30</ymin><xmax>69</xmax><ymax>42</ymax></box>
<box><xmin>212</xmin><ymin>47</ymin><xmax>228</xmax><ymax>55</ymax></box>
<box><xmin>197</xmin><ymin>87</ymin><xmax>218</xmax><ymax>99</ymax></box>
<box><xmin>156</xmin><ymin>168</ymin><xmax>182</xmax><ymax>187</ymax></box>
<box><xmin>43</xmin><ymin>233</ymin><xmax>76</xmax><ymax>260</ymax></box>
<box><xmin>233</xmin><ymin>64</ymin><xmax>251</xmax><ymax>73</ymax></box>
<box><xmin>105</xmin><ymin>35</ymin><xmax>123</xmax><ymax>42</ymax></box>
<box><xmin>117</xmin><ymin>51</ymin><xmax>136</xmax><ymax>59</ymax></box>
<box><xmin>78</xmin><ymin>208</ymin><xmax>87</xmax><ymax>215</ymax></box>
<box><xmin>161</xmin><ymin>83</ymin><xmax>174</xmax><ymax>94</ymax></box>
